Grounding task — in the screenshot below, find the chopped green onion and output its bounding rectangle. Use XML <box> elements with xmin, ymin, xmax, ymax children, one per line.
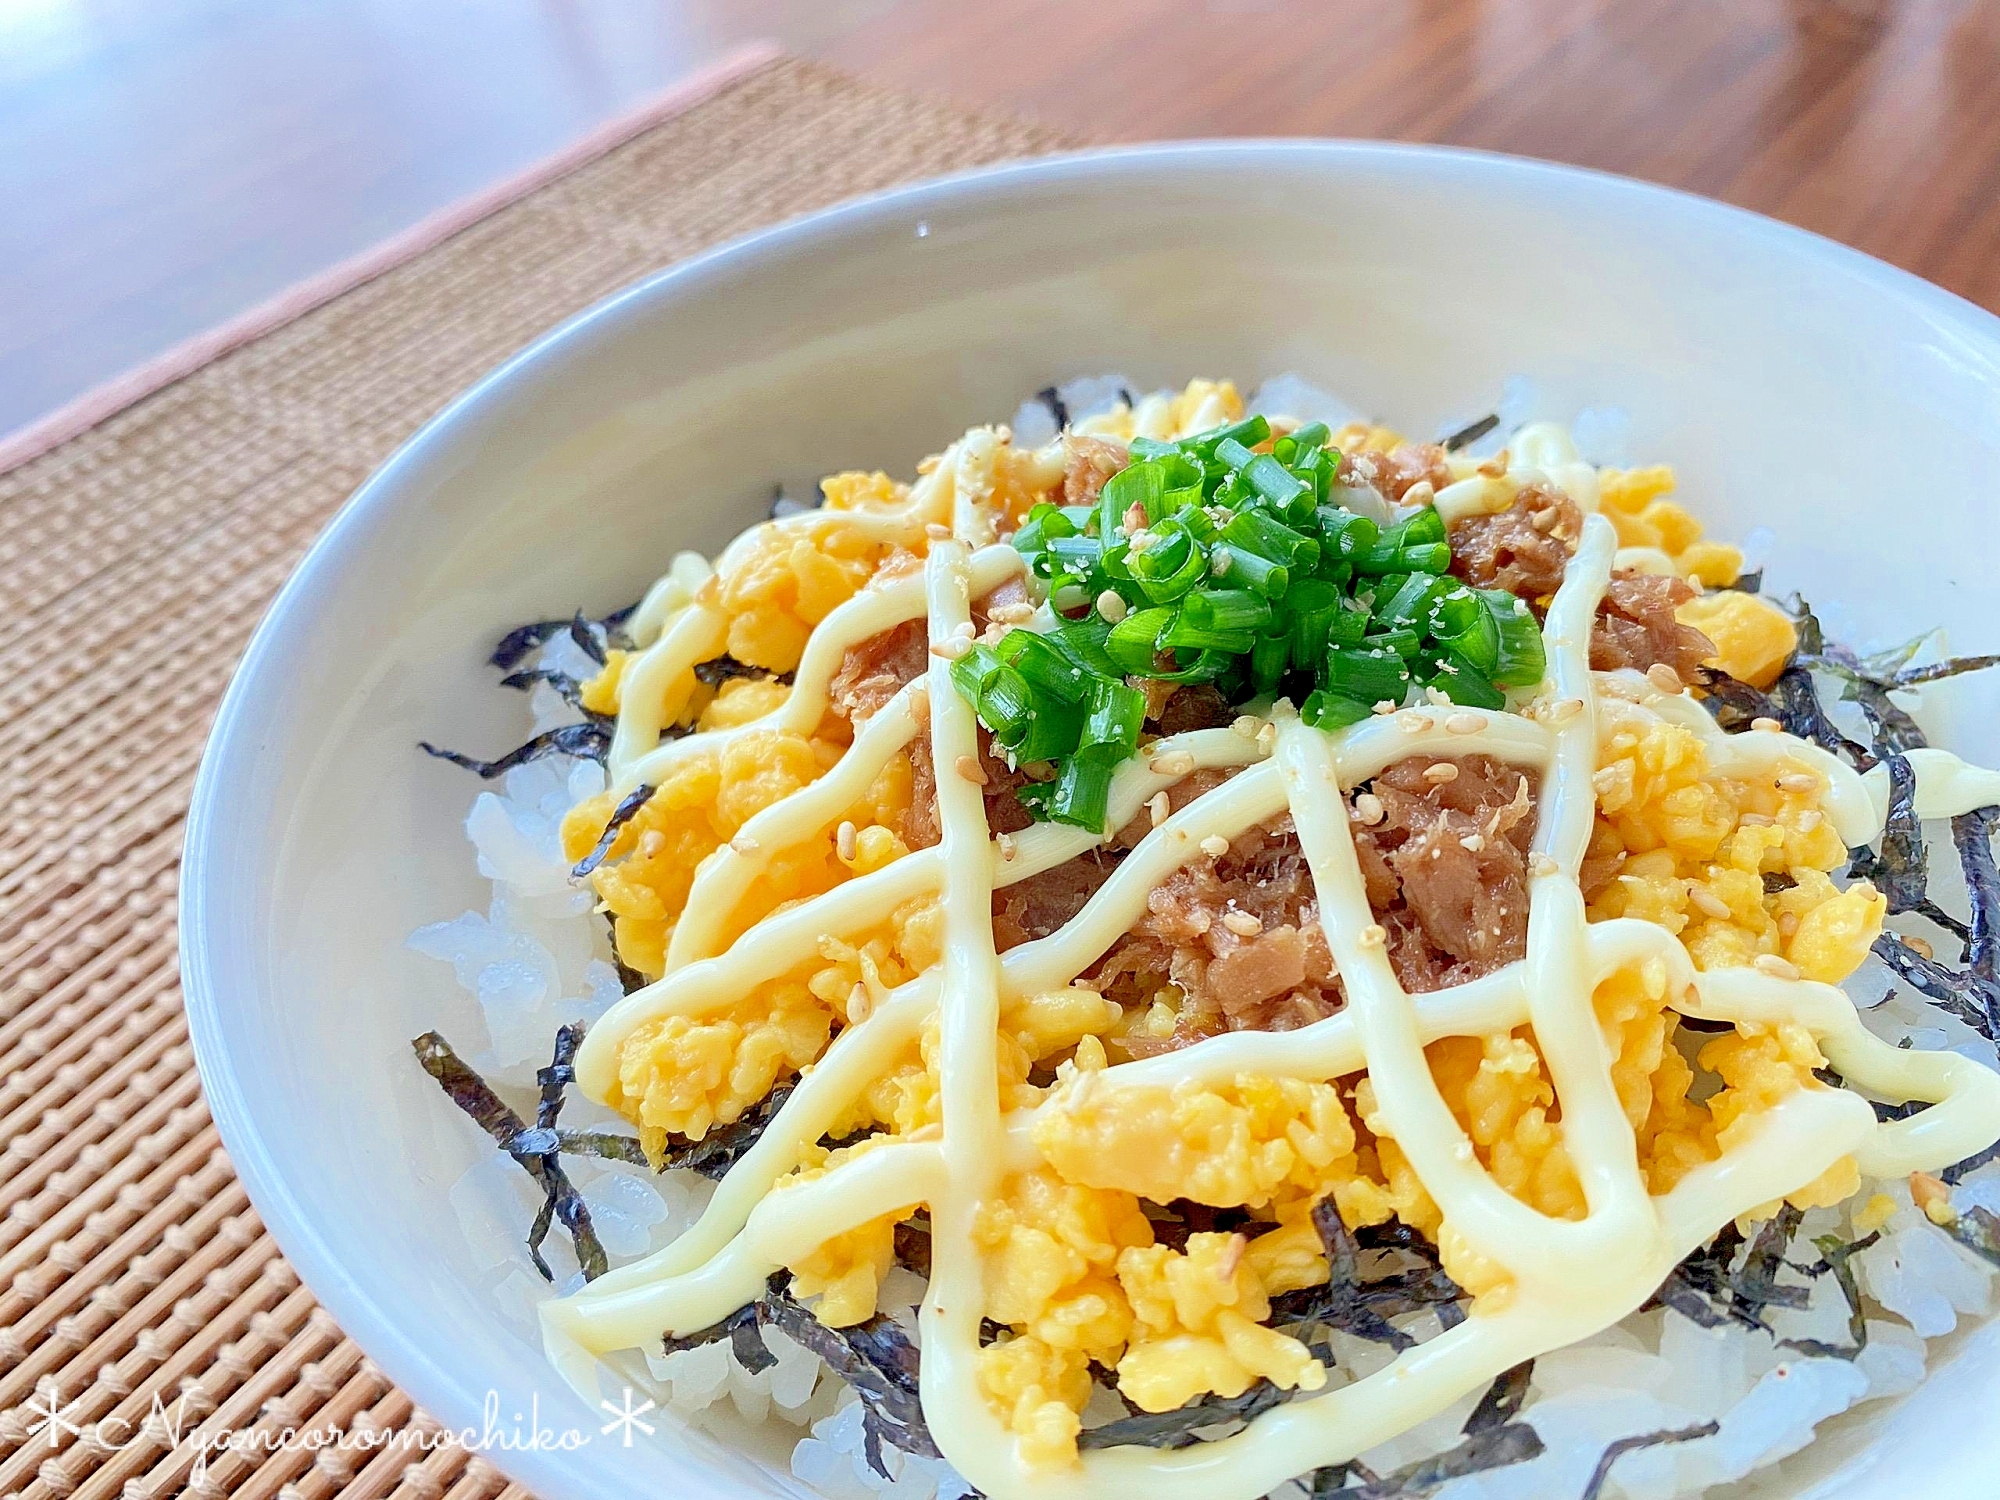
<box><xmin>1183</xmin><ymin>588</ymin><xmax>1274</xmax><ymax>636</ymax></box>
<box><xmin>1080</xmin><ymin>677</ymin><xmax>1146</xmax><ymax>757</ymax></box>
<box><xmin>995</xmin><ymin>627</ymin><xmax>1093</xmax><ymax>705</ymax></box>
<box><xmin>1325</xmin><ymin>644</ymin><xmax>1411</xmax><ymax>704</ymax></box>
<box><xmin>1251</xmin><ymin>631</ymin><xmax>1291</xmax><ymax>695</ymax></box>
<box><xmin>1397</xmin><ymin>540</ymin><xmax>1452</xmax><ymax>574</ymax></box>
<box><xmin>1209</xmin><ymin>543</ymin><xmax>1288</xmax><ymax>598</ymax></box>
<box><xmin>1302</xmin><ymin>690</ymin><xmax>1374</xmax><ymax>730</ymax></box>
<box><xmin>1485</xmin><ymin>590</ymin><xmax>1547</xmax><ymax>687</ymax></box>
<box><xmin>1426</xmin><ymin>650</ymin><xmax>1507</xmax><ymax>709</ymax></box>
<box><xmin>1105</xmin><ymin>606</ymin><xmax>1173</xmax><ymax>674</ymax></box>
<box><xmin>1222</xmin><ymin>508</ymin><xmax>1320</xmax><ymax>571</ymax></box>
<box><xmin>1045</xmin><ymin>754</ymin><xmax>1116</xmax><ymax>831</ymax></box>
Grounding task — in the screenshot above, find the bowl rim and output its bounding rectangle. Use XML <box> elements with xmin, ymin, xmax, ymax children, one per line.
<box><xmin>180</xmin><ymin>135</ymin><xmax>2000</xmax><ymax>1500</ymax></box>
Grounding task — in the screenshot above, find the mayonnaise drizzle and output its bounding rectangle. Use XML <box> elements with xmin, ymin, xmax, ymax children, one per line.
<box><xmin>541</xmin><ymin>431</ymin><xmax>2000</xmax><ymax>1500</ymax></box>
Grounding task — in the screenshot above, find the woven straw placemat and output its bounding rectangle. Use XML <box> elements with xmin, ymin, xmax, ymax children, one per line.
<box><xmin>0</xmin><ymin>55</ymin><xmax>1074</xmax><ymax>1500</ymax></box>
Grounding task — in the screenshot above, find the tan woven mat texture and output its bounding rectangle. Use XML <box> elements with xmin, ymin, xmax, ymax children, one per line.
<box><xmin>0</xmin><ymin>57</ymin><xmax>1073</xmax><ymax>1500</ymax></box>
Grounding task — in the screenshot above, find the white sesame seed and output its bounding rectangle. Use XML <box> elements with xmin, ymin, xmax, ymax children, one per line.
<box><xmin>1777</xmin><ymin>772</ymin><xmax>1820</xmax><ymax>793</ymax></box>
<box><xmin>931</xmin><ymin>635</ymin><xmax>972</xmax><ymax>660</ymax></box>
<box><xmin>991</xmin><ymin>601</ymin><xmax>1036</xmax><ymax>625</ymax></box>
<box><xmin>1396</xmin><ymin>711</ymin><xmax>1434</xmax><ymax>734</ymax></box>
<box><xmin>1752</xmin><ymin>716</ymin><xmax>1783</xmax><ymax>734</ymax></box>
<box><xmin>835</xmin><ymin>821</ymin><xmax>858</xmax><ymax>861</ymax></box>
<box><xmin>1460</xmin><ymin>832</ymin><xmax>1486</xmax><ymax>852</ymax></box>
<box><xmin>1754</xmin><ymin>954</ymin><xmax>1802</xmax><ymax>981</ymax></box>
<box><xmin>848</xmin><ymin>983</ymin><xmax>873</xmax><ymax>1023</ymax></box>
<box><xmin>1423</xmin><ymin>762</ymin><xmax>1460</xmax><ymax>784</ymax></box>
<box><xmin>1232</xmin><ymin>715</ymin><xmax>1263</xmax><ymax>738</ymax></box>
<box><xmin>1797</xmin><ymin>809</ymin><xmax>1823</xmax><ymax>832</ymax></box>
<box><xmin>1646</xmin><ymin>663</ymin><xmax>1684</xmax><ymax>694</ymax></box>
<box><xmin>908</xmin><ymin>684</ymin><xmax>930</xmax><ymax>725</ymax></box>
<box><xmin>1355</xmin><ymin>793</ymin><xmax>1386</xmax><ymax>826</ymax></box>
<box><xmin>1150</xmin><ymin>750</ymin><xmax>1196</xmax><ymax>776</ymax></box>
<box><xmin>1739</xmin><ymin>812</ymin><xmax>1774</xmax><ymax>827</ymax></box>
<box><xmin>1688</xmin><ymin>885</ymin><xmax>1731</xmax><ymax>919</ymax></box>
<box><xmin>1530</xmin><ymin>854</ymin><xmax>1559</xmax><ymax>879</ymax></box>
<box><xmin>925</xmin><ymin>521</ymin><xmax>951</xmax><ymax>540</ymax></box>
<box><xmin>1148</xmin><ymin>791</ymin><xmax>1171</xmax><ymax>828</ymax></box>
<box><xmin>638</xmin><ymin>830</ymin><xmax>665</xmax><ymax>857</ymax></box>
<box><xmin>1221</xmin><ymin>910</ymin><xmax>1262</xmax><ymax>937</ymax></box>
<box><xmin>1402</xmin><ymin>480</ymin><xmax>1436</xmax><ymax>508</ymax></box>
<box><xmin>1373</xmin><ymin>699</ymin><xmax>1399</xmax><ymax>715</ymax></box>
<box><xmin>1256</xmin><ymin>720</ymin><xmax>1278</xmax><ymax>751</ymax></box>
<box><xmin>730</xmin><ymin>833</ymin><xmax>760</xmax><ymax>854</ymax></box>
<box><xmin>997</xmin><ymin>831</ymin><xmax>1017</xmax><ymax>862</ymax></box>
<box><xmin>1358</xmin><ymin>923</ymin><xmax>1388</xmax><ymax>949</ymax></box>
<box><xmin>956</xmin><ymin>755</ymin><xmax>988</xmax><ymax>785</ymax></box>
<box><xmin>1551</xmin><ymin>697</ymin><xmax>1585</xmax><ymax>723</ymax></box>
<box><xmin>1445</xmin><ymin>712</ymin><xmax>1484</xmax><ymax>735</ymax></box>
<box><xmin>1096</xmin><ymin>589</ymin><xmax>1129</xmax><ymax>623</ymax></box>
<box><xmin>1200</xmin><ymin>834</ymin><xmax>1231</xmax><ymax>858</ymax></box>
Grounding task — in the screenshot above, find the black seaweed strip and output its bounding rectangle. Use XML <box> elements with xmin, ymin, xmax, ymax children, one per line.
<box><xmin>1577</xmin><ymin>1422</ymin><xmax>1721</xmax><ymax>1500</ymax></box>
<box><xmin>1078</xmin><ymin>1380</ymin><xmax>1293</xmax><ymax>1451</ymax></box>
<box><xmin>1439</xmin><ymin>413</ymin><xmax>1499</xmax><ymax>452</ymax></box>
<box><xmin>1782</xmin><ymin>1231</ymin><xmax>1879</xmax><ymax>1360</ymax></box>
<box><xmin>418</xmin><ymin>721</ymin><xmax>610</xmax><ymax>778</ymax></box>
<box><xmin>1957</xmin><ymin>806</ymin><xmax>2000</xmax><ymax>981</ymax></box>
<box><xmin>1347</xmin><ymin>1420</ymin><xmax>1545</xmax><ymax>1498</ymax></box>
<box><xmin>1648</xmin><ymin>1222</ymin><xmax>1745</xmax><ymax>1329</ymax></box>
<box><xmin>1871</xmin><ymin>934</ymin><xmax>2000</xmax><ymax>1041</ymax></box>
<box><xmin>553</xmin><ymin>1129</ymin><xmax>649</xmax><ymax>1164</ymax></box>
<box><xmin>498</xmin><ymin>668</ymin><xmax>608</xmax><ymax>722</ymax></box>
<box><xmin>1722</xmin><ymin>569</ymin><xmax>1764</xmax><ymax>594</ymax></box>
<box><xmin>1893</xmin><ymin>653</ymin><xmax>2000</xmax><ymax>688</ymax></box>
<box><xmin>536</xmin><ymin>1023</ymin><xmax>583</xmax><ymax>1130</ymax></box>
<box><xmin>1036</xmin><ymin>385</ymin><xmax>1070</xmax><ymax>430</ymax></box>
<box><xmin>490</xmin><ymin>620</ymin><xmax>571</xmax><ymax>670</ymax></box>
<box><xmin>661</xmin><ymin>1301</ymin><xmax>758</xmax><ymax>1357</ymax></box>
<box><xmin>1849</xmin><ymin>752</ymin><xmax>1927</xmax><ymax>914</ymax></box>
<box><xmin>893</xmin><ymin>1215</ymin><xmax>933</xmax><ymax>1278</ymax></box>
<box><xmin>572</xmin><ymin>782</ymin><xmax>657</xmax><ymax>878</ymax></box>
<box><xmin>568</xmin><ymin>612</ymin><xmax>609</xmax><ymax>667</ymax></box>
<box><xmin>1944</xmin><ymin>1138</ymin><xmax>2000</xmax><ymax>1184</ymax></box>
<box><xmin>692</xmin><ymin>655</ymin><xmax>797</xmax><ymax>688</ymax></box>
<box><xmin>1464</xmin><ymin>1362</ymin><xmax>1533</xmax><ymax>1431</ymax></box>
<box><xmin>756</xmin><ymin>1285</ymin><xmax>939</xmax><ymax>1465</ymax></box>
<box><xmin>410</xmin><ymin>1031</ymin><xmax>607</xmax><ymax>1280</ymax></box>
<box><xmin>1944</xmin><ymin>1205</ymin><xmax>2000</xmax><ymax>1269</ymax></box>
<box><xmin>1285</xmin><ymin>1199</ymin><xmax>1415</xmax><ymax>1349</ymax></box>
<box><xmin>1730</xmin><ymin>1206</ymin><xmax>1811</xmax><ymax>1325</ymax></box>
<box><xmin>655</xmin><ymin>1082</ymin><xmax>800</xmax><ymax>1180</ymax></box>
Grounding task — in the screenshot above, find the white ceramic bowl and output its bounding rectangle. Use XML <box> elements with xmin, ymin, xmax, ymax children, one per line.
<box><xmin>183</xmin><ymin>142</ymin><xmax>2000</xmax><ymax>1500</ymax></box>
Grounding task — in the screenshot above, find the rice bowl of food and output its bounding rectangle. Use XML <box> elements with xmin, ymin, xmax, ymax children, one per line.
<box><xmin>181</xmin><ymin>142</ymin><xmax>2000</xmax><ymax>1500</ymax></box>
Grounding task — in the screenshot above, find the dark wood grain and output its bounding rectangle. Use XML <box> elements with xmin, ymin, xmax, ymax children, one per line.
<box><xmin>3</xmin><ymin>0</ymin><xmax>1997</xmax><ymax>437</ymax></box>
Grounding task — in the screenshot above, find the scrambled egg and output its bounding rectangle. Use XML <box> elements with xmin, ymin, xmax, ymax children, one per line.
<box><xmin>1585</xmin><ymin>707</ymin><xmax>1883</xmax><ymax>982</ymax></box>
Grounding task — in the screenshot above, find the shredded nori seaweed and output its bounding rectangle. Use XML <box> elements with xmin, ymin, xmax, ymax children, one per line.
<box><xmin>411</xmin><ymin>1028</ymin><xmax>608</xmax><ymax>1281</ymax></box>
<box><xmin>1942</xmin><ymin>1204</ymin><xmax>2000</xmax><ymax>1269</ymax></box>
<box><xmin>1079</xmin><ymin>1379</ymin><xmax>1298</xmax><ymax>1452</ymax></box>
<box><xmin>497</xmin><ymin>667</ymin><xmax>605</xmax><ymax>720</ymax></box>
<box><xmin>692</xmin><ymin>654</ymin><xmax>796</xmax><ymax>688</ymax></box>
<box><xmin>663</xmin><ymin>1081</ymin><xmax>799</xmax><ymax>1179</ymax></box>
<box><xmin>1783</xmin><ymin>1231</ymin><xmax>1879</xmax><ymax>1360</ymax></box>
<box><xmin>489</xmin><ymin>603</ymin><xmax>634</xmax><ymax>670</ymax></box>
<box><xmin>1037</xmin><ymin>385</ymin><xmax>1070</xmax><ymax>430</ymax></box>
<box><xmin>490</xmin><ymin>619</ymin><xmax>574</xmax><ymax>670</ymax></box>
<box><xmin>1439</xmin><ymin>413</ymin><xmax>1499</xmax><ymax>452</ymax></box>
<box><xmin>658</xmin><ymin>1274</ymin><xmax>936</xmax><ymax>1473</ymax></box>
<box><xmin>1306</xmin><ymin>1364</ymin><xmax>1543</xmax><ymax>1497</ymax></box>
<box><xmin>419</xmin><ymin>720</ymin><xmax>611</xmax><ymax>777</ymax></box>
<box><xmin>572</xmin><ymin>782</ymin><xmax>656</xmax><ymax>878</ymax></box>
<box><xmin>1576</xmin><ymin>1422</ymin><xmax>1721</xmax><ymax>1500</ymax></box>
<box><xmin>1731</xmin><ymin>1205</ymin><xmax>1812</xmax><ymax>1326</ymax></box>
<box><xmin>1270</xmin><ymin>1199</ymin><xmax>1467</xmax><ymax>1350</ymax></box>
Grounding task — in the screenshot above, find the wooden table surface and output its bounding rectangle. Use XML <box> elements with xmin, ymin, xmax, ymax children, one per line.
<box><xmin>4</xmin><ymin>0</ymin><xmax>1996</xmax><ymax>438</ymax></box>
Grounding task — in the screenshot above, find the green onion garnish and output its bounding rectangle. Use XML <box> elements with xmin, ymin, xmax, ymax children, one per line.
<box><xmin>972</xmin><ymin>414</ymin><xmax>1551</xmax><ymax>827</ymax></box>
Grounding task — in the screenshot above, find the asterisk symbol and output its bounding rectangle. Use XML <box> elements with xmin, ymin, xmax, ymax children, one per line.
<box><xmin>599</xmin><ymin>1387</ymin><xmax>656</xmax><ymax>1447</ymax></box>
<box><xmin>24</xmin><ymin>1385</ymin><xmax>87</xmax><ymax>1447</ymax></box>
